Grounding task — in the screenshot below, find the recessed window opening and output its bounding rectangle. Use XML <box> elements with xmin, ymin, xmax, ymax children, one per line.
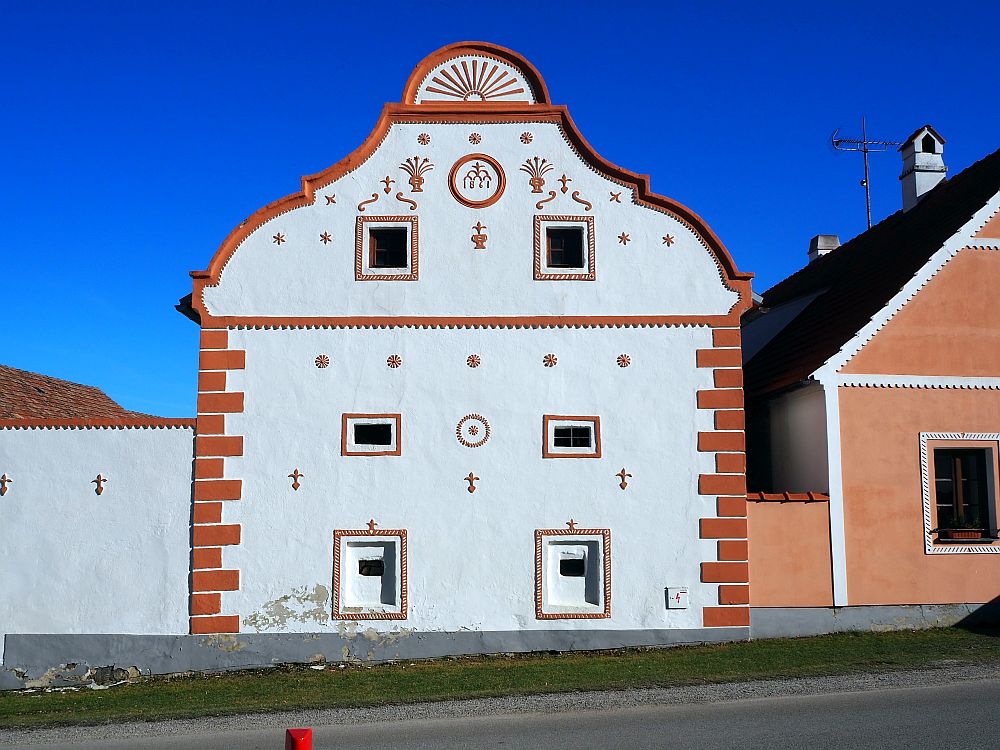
<box><xmin>369</xmin><ymin>227</ymin><xmax>409</xmax><ymax>268</ymax></box>
<box><xmin>560</xmin><ymin>557</ymin><xmax>585</xmax><ymax>577</ymax></box>
<box><xmin>921</xmin><ymin>134</ymin><xmax>936</xmax><ymax>154</ymax></box>
<box><xmin>554</xmin><ymin>425</ymin><xmax>592</xmax><ymax>448</ymax></box>
<box><xmin>354</xmin><ymin>423</ymin><xmax>393</xmax><ymax>446</ymax></box>
<box><xmin>546</xmin><ymin>227</ymin><xmax>584</xmax><ymax>268</ymax></box>
<box><xmin>358</xmin><ymin>558</ymin><xmax>384</xmax><ymax>577</ymax></box>
<box><xmin>934</xmin><ymin>448</ymin><xmax>990</xmax><ymax>532</ymax></box>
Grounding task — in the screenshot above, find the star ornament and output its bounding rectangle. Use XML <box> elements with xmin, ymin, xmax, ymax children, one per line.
<box><xmin>609</xmin><ymin>192</ymin><xmax>622</xmax><ymax>203</ymax></box>
<box><xmin>662</xmin><ymin>234</ymin><xmax>675</xmax><ymax>246</ymax></box>
<box><xmin>325</xmin><ymin>195</ymin><xmax>337</xmax><ymax>205</ymax></box>
<box><xmin>320</xmin><ymin>232</ymin><xmax>332</xmax><ymax>244</ymax></box>
<box><xmin>618</xmin><ymin>232</ymin><xmax>631</xmax><ymax>245</ymax></box>
<box><xmin>272</xmin><ymin>233</ymin><xmax>286</xmax><ymax>245</ymax></box>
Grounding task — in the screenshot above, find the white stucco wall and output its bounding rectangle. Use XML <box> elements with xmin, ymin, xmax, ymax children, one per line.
<box><xmin>768</xmin><ymin>384</ymin><xmax>829</xmax><ymax>492</ymax></box>
<box><xmin>201</xmin><ymin>121</ymin><xmax>739</xmax><ymax>318</ymax></box>
<box><xmin>222</xmin><ymin>325</ymin><xmax>721</xmax><ymax>633</ymax></box>
<box><xmin>0</xmin><ymin>427</ymin><xmax>194</xmax><ymax>659</ymax></box>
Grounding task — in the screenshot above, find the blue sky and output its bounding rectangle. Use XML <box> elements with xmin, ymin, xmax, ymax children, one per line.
<box><xmin>3</xmin><ymin>1</ymin><xmax>997</xmax><ymax>416</ymax></box>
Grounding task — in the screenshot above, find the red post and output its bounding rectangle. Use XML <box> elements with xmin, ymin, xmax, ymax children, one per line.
<box><xmin>285</xmin><ymin>728</ymin><xmax>312</xmax><ymax>750</ymax></box>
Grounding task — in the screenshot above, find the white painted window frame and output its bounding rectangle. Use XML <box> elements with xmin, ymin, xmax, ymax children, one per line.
<box><xmin>919</xmin><ymin>432</ymin><xmax>1000</xmax><ymax>555</ymax></box>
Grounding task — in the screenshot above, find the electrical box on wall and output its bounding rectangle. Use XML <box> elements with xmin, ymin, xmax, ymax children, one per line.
<box><xmin>666</xmin><ymin>587</ymin><xmax>689</xmax><ymax>609</ymax></box>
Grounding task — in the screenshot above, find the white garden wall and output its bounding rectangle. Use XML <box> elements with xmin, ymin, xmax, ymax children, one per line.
<box><xmin>0</xmin><ymin>426</ymin><xmax>194</xmax><ymax>661</ymax></box>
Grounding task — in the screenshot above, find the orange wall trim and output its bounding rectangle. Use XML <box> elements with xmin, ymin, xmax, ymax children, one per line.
<box><xmin>696</xmin><ymin>348</ymin><xmax>742</xmax><ymax>368</ymax></box>
<box><xmin>703</xmin><ymin>606</ymin><xmax>750</xmax><ymax>627</ymax></box>
<box><xmin>190</xmin><ymin>615</ymin><xmax>239</xmax><ymax>634</ymax></box>
<box><xmin>190</xmin><ymin>334</ymin><xmax>246</xmax><ymax>634</ymax></box>
<box><xmin>192</xmin><ymin>548</ymin><xmax>223</xmax><ymax>570</ymax></box>
<box><xmin>193</xmin><ymin>479</ymin><xmax>242</xmax><ymax>501</ymax></box>
<box><xmin>694</xmin><ymin>340</ymin><xmax>749</xmax><ymax>627</ymax></box>
<box><xmin>190</xmin><ymin>593</ymin><xmax>222</xmax><ymax>616</ymax></box>
<box><xmin>718</xmin><ymin>585</ymin><xmax>750</xmax><ymax>605</ymax></box>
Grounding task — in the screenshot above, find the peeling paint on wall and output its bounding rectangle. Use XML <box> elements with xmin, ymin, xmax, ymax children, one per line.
<box><xmin>243</xmin><ymin>585</ymin><xmax>330</xmax><ymax>631</ymax></box>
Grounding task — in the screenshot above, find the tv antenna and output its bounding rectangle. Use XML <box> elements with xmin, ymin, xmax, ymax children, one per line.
<box><xmin>831</xmin><ymin>116</ymin><xmax>902</xmax><ymax>229</ymax></box>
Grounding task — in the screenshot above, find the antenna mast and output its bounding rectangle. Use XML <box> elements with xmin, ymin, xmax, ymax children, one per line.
<box><xmin>831</xmin><ymin>116</ymin><xmax>902</xmax><ymax>229</ymax></box>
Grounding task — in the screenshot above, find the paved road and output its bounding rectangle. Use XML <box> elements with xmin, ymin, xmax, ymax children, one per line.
<box><xmin>5</xmin><ymin>668</ymin><xmax>999</xmax><ymax>749</ymax></box>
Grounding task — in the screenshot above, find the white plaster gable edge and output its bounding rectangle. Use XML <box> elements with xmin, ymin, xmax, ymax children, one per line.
<box><xmin>222</xmin><ymin>321</ymin><xmax>720</xmax><ymax>330</ymax></box>
<box><xmin>919</xmin><ymin>431</ymin><xmax>1000</xmax><ymax>555</ymax></box>
<box><xmin>836</xmin><ymin>374</ymin><xmax>1000</xmax><ymax>390</ymax></box>
<box><xmin>812</xmin><ymin>190</ymin><xmax>1000</xmax><ymax>382</ymax></box>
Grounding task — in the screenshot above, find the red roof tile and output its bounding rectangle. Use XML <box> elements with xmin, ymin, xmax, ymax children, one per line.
<box><xmin>0</xmin><ymin>364</ymin><xmax>141</xmax><ymax>419</ymax></box>
<box><xmin>743</xmin><ymin>146</ymin><xmax>1000</xmax><ymax>398</ymax></box>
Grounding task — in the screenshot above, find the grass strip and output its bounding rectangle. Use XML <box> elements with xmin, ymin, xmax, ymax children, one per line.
<box><xmin>1</xmin><ymin>627</ymin><xmax>998</xmax><ymax>729</ymax></box>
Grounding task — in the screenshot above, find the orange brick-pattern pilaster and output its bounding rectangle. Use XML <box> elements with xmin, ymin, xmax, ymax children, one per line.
<box><xmin>190</xmin><ymin>327</ymin><xmax>245</xmax><ymax>635</ymax></box>
<box><xmin>697</xmin><ymin>328</ymin><xmax>749</xmax><ymax>627</ymax></box>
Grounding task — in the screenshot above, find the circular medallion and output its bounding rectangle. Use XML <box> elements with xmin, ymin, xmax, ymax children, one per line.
<box><xmin>456</xmin><ymin>414</ymin><xmax>491</xmax><ymax>448</ymax></box>
<box><xmin>448</xmin><ymin>153</ymin><xmax>505</xmax><ymax>208</ymax></box>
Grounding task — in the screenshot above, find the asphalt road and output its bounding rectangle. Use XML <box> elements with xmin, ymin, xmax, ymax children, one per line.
<box><xmin>5</xmin><ymin>669</ymin><xmax>999</xmax><ymax>749</ymax></box>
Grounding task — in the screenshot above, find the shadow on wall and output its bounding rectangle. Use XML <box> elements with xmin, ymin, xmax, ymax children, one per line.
<box><xmin>956</xmin><ymin>596</ymin><xmax>1000</xmax><ymax>634</ymax></box>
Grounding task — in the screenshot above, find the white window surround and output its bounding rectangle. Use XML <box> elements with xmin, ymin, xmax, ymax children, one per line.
<box><xmin>341</xmin><ymin>413</ymin><xmax>401</xmax><ymax>456</ymax></box>
<box><xmin>354</xmin><ymin>215</ymin><xmax>419</xmax><ymax>281</ymax></box>
<box><xmin>542</xmin><ymin>415</ymin><xmax>601</xmax><ymax>458</ymax></box>
<box><xmin>333</xmin><ymin>529</ymin><xmax>408</xmax><ymax>620</ymax></box>
<box><xmin>920</xmin><ymin>432</ymin><xmax>1000</xmax><ymax>554</ymax></box>
<box><xmin>534</xmin><ymin>528</ymin><xmax>611</xmax><ymax>619</ymax></box>
<box><xmin>533</xmin><ymin>215</ymin><xmax>596</xmax><ymax>281</ymax></box>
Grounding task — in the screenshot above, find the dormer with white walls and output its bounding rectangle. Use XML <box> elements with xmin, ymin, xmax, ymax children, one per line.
<box><xmin>900</xmin><ymin>125</ymin><xmax>947</xmax><ymax>211</ymax></box>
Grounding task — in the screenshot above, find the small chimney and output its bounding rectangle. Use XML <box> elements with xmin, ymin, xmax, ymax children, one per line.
<box><xmin>900</xmin><ymin>125</ymin><xmax>946</xmax><ymax>211</ymax></box>
<box><xmin>808</xmin><ymin>234</ymin><xmax>840</xmax><ymax>262</ymax></box>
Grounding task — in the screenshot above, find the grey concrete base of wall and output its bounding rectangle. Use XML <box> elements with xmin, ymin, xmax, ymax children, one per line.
<box><xmin>751</xmin><ymin>602</ymin><xmax>1000</xmax><ymax>639</ymax></box>
<box><xmin>0</xmin><ymin>626</ymin><xmax>749</xmax><ymax>691</ymax></box>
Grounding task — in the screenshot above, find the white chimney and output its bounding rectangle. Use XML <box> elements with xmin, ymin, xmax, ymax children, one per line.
<box><xmin>808</xmin><ymin>234</ymin><xmax>840</xmax><ymax>262</ymax></box>
<box><xmin>900</xmin><ymin>125</ymin><xmax>946</xmax><ymax>211</ymax></box>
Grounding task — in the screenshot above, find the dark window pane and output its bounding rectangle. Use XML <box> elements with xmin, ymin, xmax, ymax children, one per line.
<box><xmin>554</xmin><ymin>425</ymin><xmax>592</xmax><ymax>448</ymax></box>
<box><xmin>369</xmin><ymin>228</ymin><xmax>409</xmax><ymax>268</ymax></box>
<box><xmin>546</xmin><ymin>227</ymin><xmax>584</xmax><ymax>268</ymax></box>
<box><xmin>921</xmin><ymin>134</ymin><xmax>936</xmax><ymax>153</ymax></box>
<box><xmin>560</xmin><ymin>558</ymin><xmax>585</xmax><ymax>577</ymax></box>
<box><xmin>934</xmin><ymin>448</ymin><xmax>992</xmax><ymax>529</ymax></box>
<box><xmin>354</xmin><ymin>423</ymin><xmax>393</xmax><ymax>445</ymax></box>
<box><xmin>358</xmin><ymin>559</ymin><xmax>384</xmax><ymax>576</ymax></box>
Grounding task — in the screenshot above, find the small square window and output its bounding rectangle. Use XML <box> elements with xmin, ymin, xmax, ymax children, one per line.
<box><xmin>369</xmin><ymin>227</ymin><xmax>409</xmax><ymax>268</ymax></box>
<box><xmin>342</xmin><ymin>414</ymin><xmax>401</xmax><ymax>456</ymax></box>
<box><xmin>355</xmin><ymin>216</ymin><xmax>419</xmax><ymax>281</ymax></box>
<box><xmin>534</xmin><ymin>215</ymin><xmax>595</xmax><ymax>281</ymax></box>
<box><xmin>546</xmin><ymin>227</ymin><xmax>584</xmax><ymax>268</ymax></box>
<box><xmin>543</xmin><ymin>415</ymin><xmax>601</xmax><ymax>458</ymax></box>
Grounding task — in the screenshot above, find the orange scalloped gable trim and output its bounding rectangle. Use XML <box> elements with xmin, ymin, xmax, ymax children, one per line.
<box><xmin>401</xmin><ymin>42</ymin><xmax>551</xmax><ymax>105</ymax></box>
<box><xmin>189</xmin><ymin>47</ymin><xmax>752</xmax><ymax>322</ymax></box>
<box><xmin>0</xmin><ymin>417</ymin><xmax>196</xmax><ymax>430</ymax></box>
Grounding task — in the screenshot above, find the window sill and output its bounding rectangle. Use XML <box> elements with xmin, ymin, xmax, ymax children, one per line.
<box><xmin>934</xmin><ymin>538</ymin><xmax>999</xmax><ymax>545</ymax></box>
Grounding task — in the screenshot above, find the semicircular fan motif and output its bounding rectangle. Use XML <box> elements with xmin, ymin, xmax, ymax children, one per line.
<box><xmin>423</xmin><ymin>58</ymin><xmax>528</xmax><ymax>102</ymax></box>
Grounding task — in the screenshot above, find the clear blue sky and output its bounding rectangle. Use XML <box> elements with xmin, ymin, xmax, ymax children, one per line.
<box><xmin>3</xmin><ymin>1</ymin><xmax>997</xmax><ymax>416</ymax></box>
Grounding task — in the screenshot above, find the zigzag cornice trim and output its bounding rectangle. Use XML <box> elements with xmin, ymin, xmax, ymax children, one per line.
<box><xmin>837</xmin><ymin>375</ymin><xmax>1000</xmax><ymax>390</ymax></box>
